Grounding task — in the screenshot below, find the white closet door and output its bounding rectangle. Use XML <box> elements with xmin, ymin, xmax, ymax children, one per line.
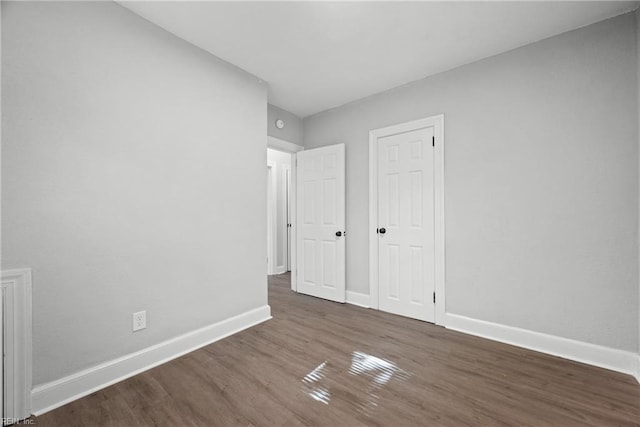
<box><xmin>377</xmin><ymin>127</ymin><xmax>435</xmax><ymax>322</ymax></box>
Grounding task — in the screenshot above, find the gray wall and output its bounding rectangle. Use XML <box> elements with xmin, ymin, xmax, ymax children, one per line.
<box><xmin>268</xmin><ymin>104</ymin><xmax>303</xmax><ymax>145</ymax></box>
<box><xmin>2</xmin><ymin>1</ymin><xmax>268</xmax><ymax>385</ymax></box>
<box><xmin>304</xmin><ymin>13</ymin><xmax>638</xmax><ymax>352</ymax></box>
<box><xmin>267</xmin><ymin>149</ymin><xmax>292</xmax><ymax>272</ymax></box>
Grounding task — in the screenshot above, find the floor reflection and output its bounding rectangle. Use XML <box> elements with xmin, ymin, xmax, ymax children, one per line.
<box><xmin>301</xmin><ymin>351</ymin><xmax>411</xmax><ymax>415</ymax></box>
<box><xmin>302</xmin><ymin>361</ymin><xmax>330</xmax><ymax>405</ymax></box>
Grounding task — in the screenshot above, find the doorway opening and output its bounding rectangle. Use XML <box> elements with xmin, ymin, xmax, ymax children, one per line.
<box><xmin>267</xmin><ymin>148</ymin><xmax>292</xmax><ymax>277</ymax></box>
<box><xmin>266</xmin><ymin>136</ymin><xmax>304</xmax><ymax>295</ymax></box>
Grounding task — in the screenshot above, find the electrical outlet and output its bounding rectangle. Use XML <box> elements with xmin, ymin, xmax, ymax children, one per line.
<box><xmin>132</xmin><ymin>310</ymin><xmax>146</xmax><ymax>332</ymax></box>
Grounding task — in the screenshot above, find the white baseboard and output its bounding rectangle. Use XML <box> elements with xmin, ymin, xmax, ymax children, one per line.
<box><xmin>346</xmin><ymin>290</ymin><xmax>371</xmax><ymax>308</ymax></box>
<box><xmin>636</xmin><ymin>355</ymin><xmax>640</xmax><ymax>383</ymax></box>
<box><xmin>445</xmin><ymin>313</ymin><xmax>638</xmax><ymax>380</ymax></box>
<box><xmin>275</xmin><ymin>266</ymin><xmax>287</xmax><ymax>275</ymax></box>
<box><xmin>32</xmin><ymin>305</ymin><xmax>271</xmax><ymax>416</ymax></box>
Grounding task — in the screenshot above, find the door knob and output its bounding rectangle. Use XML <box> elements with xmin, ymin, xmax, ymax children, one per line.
<box><xmin>379</xmin><ymin>228</ymin><xmax>386</xmax><ymax>234</ymax></box>
<box><xmin>336</xmin><ymin>231</ymin><xmax>342</xmax><ymax>237</ymax></box>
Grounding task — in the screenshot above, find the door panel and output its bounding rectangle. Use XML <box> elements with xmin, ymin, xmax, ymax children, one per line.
<box><xmin>378</xmin><ymin>127</ymin><xmax>435</xmax><ymax>322</ymax></box>
<box><xmin>297</xmin><ymin>144</ymin><xmax>346</xmax><ymax>303</ymax></box>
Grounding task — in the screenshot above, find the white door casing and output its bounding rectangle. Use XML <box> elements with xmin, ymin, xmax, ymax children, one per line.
<box><xmin>369</xmin><ymin>115</ymin><xmax>445</xmax><ymax>325</ymax></box>
<box><xmin>296</xmin><ymin>144</ymin><xmax>346</xmax><ymax>303</ymax></box>
<box><xmin>290</xmin><ymin>154</ymin><xmax>297</xmax><ymax>291</ymax></box>
<box><xmin>266</xmin><ymin>163</ymin><xmax>276</xmax><ymax>275</ymax></box>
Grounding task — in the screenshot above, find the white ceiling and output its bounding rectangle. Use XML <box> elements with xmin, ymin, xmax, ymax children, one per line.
<box><xmin>120</xmin><ymin>1</ymin><xmax>638</xmax><ymax>118</ymax></box>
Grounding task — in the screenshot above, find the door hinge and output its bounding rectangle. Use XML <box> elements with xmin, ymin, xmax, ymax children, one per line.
<box><xmin>432</xmin><ymin>136</ymin><xmax>435</xmax><ymax>147</ymax></box>
<box><xmin>433</xmin><ymin>292</ymin><xmax>436</xmax><ymax>304</ymax></box>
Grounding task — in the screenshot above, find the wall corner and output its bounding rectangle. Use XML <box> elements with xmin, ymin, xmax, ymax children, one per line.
<box><xmin>636</xmin><ymin>6</ymin><xmax>640</xmax><ymax>364</ymax></box>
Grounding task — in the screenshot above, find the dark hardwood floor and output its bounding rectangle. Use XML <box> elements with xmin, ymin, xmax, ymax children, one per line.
<box><xmin>35</xmin><ymin>273</ymin><xmax>640</xmax><ymax>426</ymax></box>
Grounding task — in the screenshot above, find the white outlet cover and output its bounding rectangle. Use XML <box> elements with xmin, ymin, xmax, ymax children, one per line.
<box><xmin>132</xmin><ymin>310</ymin><xmax>147</xmax><ymax>332</ymax></box>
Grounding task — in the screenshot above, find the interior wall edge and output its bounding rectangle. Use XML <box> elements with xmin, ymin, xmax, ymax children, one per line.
<box><xmin>636</xmin><ymin>5</ymin><xmax>640</xmax><ymax>371</ymax></box>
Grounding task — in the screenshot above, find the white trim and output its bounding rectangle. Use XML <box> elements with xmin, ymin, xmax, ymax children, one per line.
<box><xmin>290</xmin><ymin>154</ymin><xmax>297</xmax><ymax>290</ymax></box>
<box><xmin>346</xmin><ymin>291</ymin><xmax>371</xmax><ymax>308</ymax></box>
<box><xmin>32</xmin><ymin>305</ymin><xmax>271</xmax><ymax>416</ymax></box>
<box><xmin>433</xmin><ymin>117</ymin><xmax>446</xmax><ymax>325</ymax></box>
<box><xmin>446</xmin><ymin>313</ymin><xmax>638</xmax><ymax>378</ymax></box>
<box><xmin>267</xmin><ymin>136</ymin><xmax>304</xmax><ymax>153</ymax></box>
<box><xmin>635</xmin><ymin>355</ymin><xmax>640</xmax><ymax>383</ymax></box>
<box><xmin>267</xmin><ymin>162</ymin><xmax>277</xmax><ymax>275</ymax></box>
<box><xmin>277</xmin><ymin>163</ymin><xmax>291</xmax><ymax>274</ymax></box>
<box><xmin>368</xmin><ymin>115</ymin><xmax>446</xmax><ymax>325</ymax></box>
<box><xmin>368</xmin><ymin>130</ymin><xmax>378</xmax><ymax>309</ymax></box>
<box><xmin>0</xmin><ymin>280</ymin><xmax>3</xmax><ymax>422</ymax></box>
<box><xmin>1</xmin><ymin>269</ymin><xmax>33</xmax><ymax>421</ymax></box>
<box><xmin>284</xmin><ymin>165</ymin><xmax>292</xmax><ymax>272</ymax></box>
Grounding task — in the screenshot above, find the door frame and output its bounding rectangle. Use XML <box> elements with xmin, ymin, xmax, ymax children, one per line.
<box><xmin>283</xmin><ymin>165</ymin><xmax>292</xmax><ymax>272</ymax></box>
<box><xmin>368</xmin><ymin>115</ymin><xmax>446</xmax><ymax>326</ymax></box>
<box><xmin>268</xmin><ymin>136</ymin><xmax>304</xmax><ymax>291</ymax></box>
<box><xmin>267</xmin><ymin>162</ymin><xmax>276</xmax><ymax>275</ymax></box>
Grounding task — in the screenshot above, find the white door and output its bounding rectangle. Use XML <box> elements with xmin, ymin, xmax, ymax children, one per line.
<box><xmin>377</xmin><ymin>126</ymin><xmax>435</xmax><ymax>322</ymax></box>
<box><xmin>296</xmin><ymin>144</ymin><xmax>346</xmax><ymax>303</ymax></box>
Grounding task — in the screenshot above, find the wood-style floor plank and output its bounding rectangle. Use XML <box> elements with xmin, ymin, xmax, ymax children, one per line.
<box><xmin>34</xmin><ymin>273</ymin><xmax>640</xmax><ymax>426</ymax></box>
